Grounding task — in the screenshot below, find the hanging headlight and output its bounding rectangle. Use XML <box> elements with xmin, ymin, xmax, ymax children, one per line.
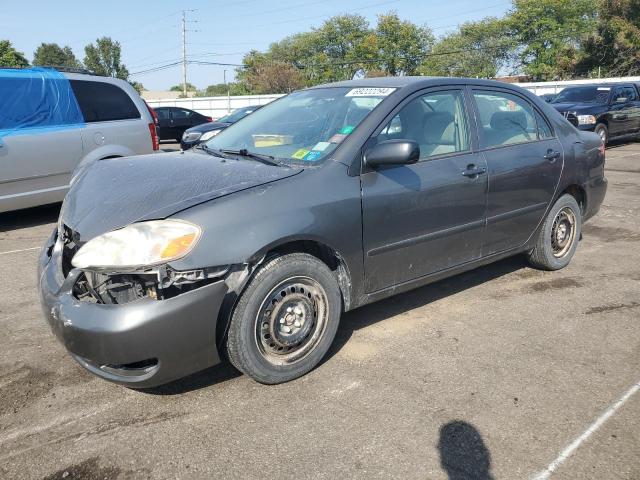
<box><xmin>71</xmin><ymin>220</ymin><xmax>201</xmax><ymax>270</ymax></box>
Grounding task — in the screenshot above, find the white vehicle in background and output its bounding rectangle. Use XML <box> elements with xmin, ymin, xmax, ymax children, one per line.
<box><xmin>0</xmin><ymin>68</ymin><xmax>159</xmax><ymax>213</ymax></box>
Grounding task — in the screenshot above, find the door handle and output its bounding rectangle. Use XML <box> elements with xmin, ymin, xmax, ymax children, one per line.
<box><xmin>461</xmin><ymin>164</ymin><xmax>487</xmax><ymax>178</ymax></box>
<box><xmin>544</xmin><ymin>150</ymin><xmax>561</xmax><ymax>162</ymax></box>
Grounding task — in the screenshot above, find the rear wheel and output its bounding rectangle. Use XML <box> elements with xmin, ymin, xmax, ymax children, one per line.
<box><xmin>226</xmin><ymin>253</ymin><xmax>341</xmax><ymax>384</ymax></box>
<box><xmin>595</xmin><ymin>123</ymin><xmax>608</xmax><ymax>145</ymax></box>
<box><xmin>527</xmin><ymin>194</ymin><xmax>582</xmax><ymax>270</ymax></box>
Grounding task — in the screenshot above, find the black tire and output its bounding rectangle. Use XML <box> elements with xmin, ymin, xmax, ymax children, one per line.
<box><xmin>226</xmin><ymin>253</ymin><xmax>341</xmax><ymax>384</ymax></box>
<box><xmin>595</xmin><ymin>123</ymin><xmax>608</xmax><ymax>145</ymax></box>
<box><xmin>527</xmin><ymin>194</ymin><xmax>582</xmax><ymax>270</ymax></box>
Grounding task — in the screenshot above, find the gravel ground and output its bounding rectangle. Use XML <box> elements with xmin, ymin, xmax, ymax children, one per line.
<box><xmin>0</xmin><ymin>142</ymin><xmax>638</xmax><ymax>479</ymax></box>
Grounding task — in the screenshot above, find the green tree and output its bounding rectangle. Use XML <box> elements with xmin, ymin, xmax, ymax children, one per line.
<box><xmin>420</xmin><ymin>18</ymin><xmax>513</xmax><ymax>78</ymax></box>
<box><xmin>374</xmin><ymin>12</ymin><xmax>433</xmax><ymax>75</ymax></box>
<box><xmin>0</xmin><ymin>40</ymin><xmax>29</xmax><ymax>67</ymax></box>
<box><xmin>83</xmin><ymin>37</ymin><xmax>129</xmax><ymax>79</ymax></box>
<box><xmin>507</xmin><ymin>0</ymin><xmax>597</xmax><ymax>80</ymax></box>
<box><xmin>33</xmin><ymin>43</ymin><xmax>81</xmax><ymax>68</ymax></box>
<box><xmin>577</xmin><ymin>0</ymin><xmax>640</xmax><ymax>77</ymax></box>
<box><xmin>170</xmin><ymin>82</ymin><xmax>197</xmax><ymax>92</ymax></box>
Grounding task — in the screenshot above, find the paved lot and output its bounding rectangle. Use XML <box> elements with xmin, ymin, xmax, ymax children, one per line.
<box><xmin>1</xmin><ymin>143</ymin><xmax>639</xmax><ymax>479</ymax></box>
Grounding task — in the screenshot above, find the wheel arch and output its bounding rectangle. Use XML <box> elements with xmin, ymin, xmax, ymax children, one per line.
<box><xmin>558</xmin><ymin>184</ymin><xmax>587</xmax><ymax>216</ymax></box>
<box><xmin>215</xmin><ymin>237</ymin><xmax>353</xmax><ymax>350</ymax></box>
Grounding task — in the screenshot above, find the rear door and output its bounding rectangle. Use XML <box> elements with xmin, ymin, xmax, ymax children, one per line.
<box><xmin>361</xmin><ymin>87</ymin><xmax>488</xmax><ymax>293</ymax></box>
<box><xmin>470</xmin><ymin>88</ymin><xmax>564</xmax><ymax>255</ymax></box>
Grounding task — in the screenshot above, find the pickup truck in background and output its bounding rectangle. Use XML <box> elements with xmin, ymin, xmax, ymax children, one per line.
<box><xmin>550</xmin><ymin>83</ymin><xmax>640</xmax><ymax>145</ymax></box>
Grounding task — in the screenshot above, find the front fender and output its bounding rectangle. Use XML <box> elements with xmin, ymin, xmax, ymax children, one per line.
<box><xmin>168</xmin><ymin>162</ymin><xmax>366</xmax><ymax>306</ymax></box>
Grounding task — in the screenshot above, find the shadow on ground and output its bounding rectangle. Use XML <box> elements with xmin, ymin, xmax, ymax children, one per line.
<box><xmin>147</xmin><ymin>255</ymin><xmax>528</xmax><ymax>395</ymax></box>
<box><xmin>439</xmin><ymin>420</ymin><xmax>494</xmax><ymax>480</ymax></box>
<box><xmin>0</xmin><ymin>203</ymin><xmax>60</xmax><ymax>232</ymax></box>
<box><xmin>327</xmin><ymin>255</ymin><xmax>528</xmax><ymax>359</ymax></box>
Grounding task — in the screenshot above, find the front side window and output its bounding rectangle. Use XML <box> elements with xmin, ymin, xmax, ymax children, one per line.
<box><xmin>205</xmin><ymin>87</ymin><xmax>393</xmax><ymax>164</ymax></box>
<box><xmin>473</xmin><ymin>90</ymin><xmax>538</xmax><ymax>148</ymax></box>
<box><xmin>377</xmin><ymin>90</ymin><xmax>469</xmax><ymax>159</ymax></box>
<box><xmin>70</xmin><ymin>80</ymin><xmax>140</xmax><ymax>123</ymax></box>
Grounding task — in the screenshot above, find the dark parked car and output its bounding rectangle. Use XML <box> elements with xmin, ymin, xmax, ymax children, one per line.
<box><xmin>154</xmin><ymin>106</ymin><xmax>212</xmax><ymax>142</ymax></box>
<box><xmin>39</xmin><ymin>77</ymin><xmax>607</xmax><ymax>388</ymax></box>
<box><xmin>550</xmin><ymin>83</ymin><xmax>640</xmax><ymax>144</ymax></box>
<box><xmin>180</xmin><ymin>105</ymin><xmax>262</xmax><ymax>150</ymax></box>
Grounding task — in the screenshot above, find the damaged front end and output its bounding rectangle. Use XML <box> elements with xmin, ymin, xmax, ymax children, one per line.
<box><xmin>72</xmin><ymin>265</ymin><xmax>230</xmax><ymax>305</ymax></box>
<box><xmin>38</xmin><ymin>224</ymin><xmax>238</xmax><ymax>388</ymax></box>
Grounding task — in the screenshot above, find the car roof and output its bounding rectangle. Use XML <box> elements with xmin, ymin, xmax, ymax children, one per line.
<box><xmin>308</xmin><ymin>76</ymin><xmax>524</xmax><ymax>91</ymax></box>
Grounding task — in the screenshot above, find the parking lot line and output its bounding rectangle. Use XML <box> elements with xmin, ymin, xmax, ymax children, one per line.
<box><xmin>532</xmin><ymin>380</ymin><xmax>640</xmax><ymax>480</ymax></box>
<box><xmin>0</xmin><ymin>246</ymin><xmax>41</xmax><ymax>256</ymax></box>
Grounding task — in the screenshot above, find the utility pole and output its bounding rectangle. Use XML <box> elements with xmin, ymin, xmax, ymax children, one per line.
<box><xmin>180</xmin><ymin>9</ymin><xmax>197</xmax><ymax>97</ymax></box>
<box><xmin>182</xmin><ymin>11</ymin><xmax>187</xmax><ymax>97</ymax></box>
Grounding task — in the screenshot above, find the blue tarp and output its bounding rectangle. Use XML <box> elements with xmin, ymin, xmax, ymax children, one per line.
<box><xmin>0</xmin><ymin>67</ymin><xmax>84</xmax><ymax>140</ymax></box>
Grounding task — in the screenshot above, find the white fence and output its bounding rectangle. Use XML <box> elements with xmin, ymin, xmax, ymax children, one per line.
<box><xmin>519</xmin><ymin>76</ymin><xmax>640</xmax><ymax>95</ymax></box>
<box><xmin>146</xmin><ymin>77</ymin><xmax>640</xmax><ymax>118</ymax></box>
<box><xmin>146</xmin><ymin>94</ymin><xmax>284</xmax><ymax>120</ymax></box>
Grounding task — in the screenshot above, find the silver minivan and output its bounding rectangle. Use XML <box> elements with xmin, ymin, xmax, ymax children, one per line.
<box><xmin>0</xmin><ymin>70</ymin><xmax>158</xmax><ymax>213</ymax></box>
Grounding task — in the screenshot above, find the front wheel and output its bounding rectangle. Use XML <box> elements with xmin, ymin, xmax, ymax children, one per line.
<box><xmin>595</xmin><ymin>123</ymin><xmax>608</xmax><ymax>145</ymax></box>
<box><xmin>226</xmin><ymin>253</ymin><xmax>341</xmax><ymax>384</ymax></box>
<box><xmin>527</xmin><ymin>194</ymin><xmax>582</xmax><ymax>270</ymax></box>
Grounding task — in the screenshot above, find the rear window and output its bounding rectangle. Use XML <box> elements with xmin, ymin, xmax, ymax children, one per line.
<box><xmin>70</xmin><ymin>80</ymin><xmax>140</xmax><ymax>123</ymax></box>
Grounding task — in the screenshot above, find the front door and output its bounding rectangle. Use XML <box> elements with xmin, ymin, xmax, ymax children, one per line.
<box><xmin>361</xmin><ymin>88</ymin><xmax>488</xmax><ymax>293</ymax></box>
<box><xmin>470</xmin><ymin>88</ymin><xmax>564</xmax><ymax>255</ymax></box>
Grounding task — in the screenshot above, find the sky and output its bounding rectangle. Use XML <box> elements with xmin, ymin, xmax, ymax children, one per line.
<box><xmin>0</xmin><ymin>0</ymin><xmax>511</xmax><ymax>91</ymax></box>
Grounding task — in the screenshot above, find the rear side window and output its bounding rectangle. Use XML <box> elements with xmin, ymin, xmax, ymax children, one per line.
<box><xmin>70</xmin><ymin>80</ymin><xmax>140</xmax><ymax>123</ymax></box>
<box><xmin>473</xmin><ymin>90</ymin><xmax>537</xmax><ymax>149</ymax></box>
<box><xmin>535</xmin><ymin>110</ymin><xmax>554</xmax><ymax>139</ymax></box>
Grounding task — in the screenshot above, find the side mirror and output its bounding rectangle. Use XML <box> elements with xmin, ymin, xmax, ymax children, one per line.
<box><xmin>364</xmin><ymin>140</ymin><xmax>420</xmax><ymax>167</ymax></box>
<box><xmin>615</xmin><ymin>97</ymin><xmax>628</xmax><ymax>104</ymax></box>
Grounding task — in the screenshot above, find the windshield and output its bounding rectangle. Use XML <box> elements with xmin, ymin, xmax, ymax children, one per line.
<box><xmin>552</xmin><ymin>86</ymin><xmax>611</xmax><ymax>104</ymax></box>
<box><xmin>205</xmin><ymin>87</ymin><xmax>394</xmax><ymax>164</ymax></box>
<box><xmin>217</xmin><ymin>107</ymin><xmax>257</xmax><ymax>124</ymax></box>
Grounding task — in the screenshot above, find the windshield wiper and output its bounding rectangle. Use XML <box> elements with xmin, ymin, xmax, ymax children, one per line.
<box><xmin>220</xmin><ymin>148</ymin><xmax>283</xmax><ymax>167</ymax></box>
<box><xmin>196</xmin><ymin>144</ymin><xmax>233</xmax><ymax>159</ymax></box>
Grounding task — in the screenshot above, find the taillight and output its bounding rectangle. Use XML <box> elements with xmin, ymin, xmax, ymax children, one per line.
<box><xmin>148</xmin><ymin>123</ymin><xmax>159</xmax><ymax>151</ymax></box>
<box><xmin>598</xmin><ymin>142</ymin><xmax>605</xmax><ymax>156</ymax></box>
<box><xmin>142</xmin><ymin>101</ymin><xmax>159</xmax><ymax>151</ymax></box>
<box><xmin>205</xmin><ymin>116</ymin><xmax>213</xmax><ymax>122</ymax></box>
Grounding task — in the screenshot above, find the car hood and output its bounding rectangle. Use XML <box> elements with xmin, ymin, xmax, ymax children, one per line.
<box><xmin>551</xmin><ymin>102</ymin><xmax>607</xmax><ymax>114</ymax></box>
<box><xmin>186</xmin><ymin>121</ymin><xmax>232</xmax><ymax>134</ymax></box>
<box><xmin>60</xmin><ymin>150</ymin><xmax>301</xmax><ymax>240</ymax></box>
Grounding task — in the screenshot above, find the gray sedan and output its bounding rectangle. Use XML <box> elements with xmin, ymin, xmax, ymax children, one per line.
<box><xmin>39</xmin><ymin>77</ymin><xmax>607</xmax><ymax>388</ymax></box>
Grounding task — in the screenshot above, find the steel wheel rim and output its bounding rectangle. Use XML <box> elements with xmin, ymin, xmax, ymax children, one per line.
<box><xmin>254</xmin><ymin>276</ymin><xmax>328</xmax><ymax>365</ymax></box>
<box><xmin>551</xmin><ymin>206</ymin><xmax>577</xmax><ymax>258</ymax></box>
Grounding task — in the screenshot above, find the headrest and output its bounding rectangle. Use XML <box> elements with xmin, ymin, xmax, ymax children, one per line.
<box><xmin>423</xmin><ymin>111</ymin><xmax>455</xmax><ymax>145</ymax></box>
<box><xmin>490</xmin><ymin>111</ymin><xmax>527</xmax><ymax>131</ymax></box>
